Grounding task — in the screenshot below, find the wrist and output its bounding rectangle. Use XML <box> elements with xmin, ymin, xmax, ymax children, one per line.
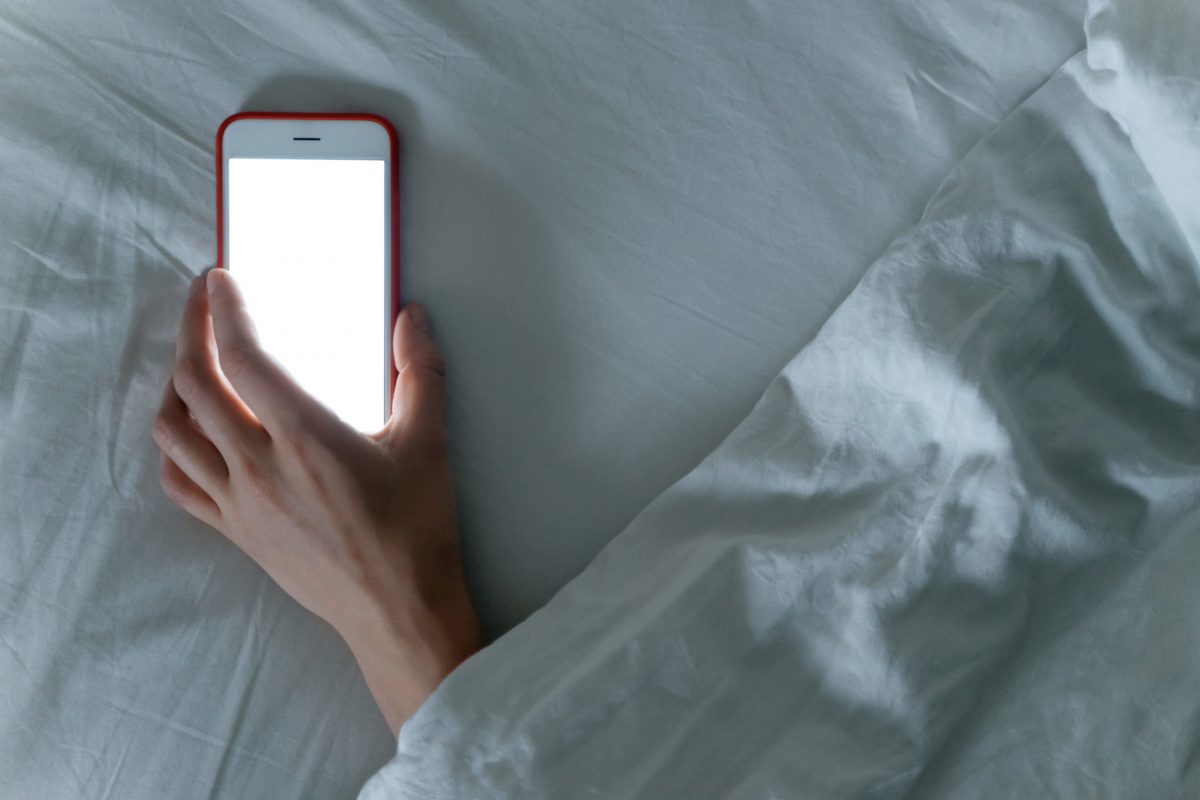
<box><xmin>341</xmin><ymin>576</ymin><xmax>481</xmax><ymax>734</ymax></box>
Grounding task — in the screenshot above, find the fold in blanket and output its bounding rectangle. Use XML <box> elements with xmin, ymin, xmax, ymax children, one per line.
<box><xmin>362</xmin><ymin>0</ymin><xmax>1200</xmax><ymax>796</ymax></box>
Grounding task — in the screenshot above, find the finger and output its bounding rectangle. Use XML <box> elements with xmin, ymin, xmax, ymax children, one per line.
<box><xmin>174</xmin><ymin>274</ymin><xmax>263</xmax><ymax>452</ymax></box>
<box><xmin>206</xmin><ymin>268</ymin><xmax>323</xmax><ymax>433</ymax></box>
<box><xmin>161</xmin><ymin>454</ymin><xmax>223</xmax><ymax>530</ymax></box>
<box><xmin>153</xmin><ymin>378</ymin><xmax>229</xmax><ymax>497</ymax></box>
<box><xmin>386</xmin><ymin>304</ymin><xmax>446</xmax><ymax>443</ymax></box>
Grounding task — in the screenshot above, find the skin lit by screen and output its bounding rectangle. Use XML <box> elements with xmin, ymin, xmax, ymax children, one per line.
<box><xmin>228</xmin><ymin>158</ymin><xmax>386</xmax><ymax>430</ymax></box>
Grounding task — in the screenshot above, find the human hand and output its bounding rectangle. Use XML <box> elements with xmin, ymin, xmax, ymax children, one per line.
<box><xmin>153</xmin><ymin>268</ymin><xmax>480</xmax><ymax>733</ymax></box>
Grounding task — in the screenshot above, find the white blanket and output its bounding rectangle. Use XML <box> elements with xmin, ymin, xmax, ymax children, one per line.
<box><xmin>362</xmin><ymin>0</ymin><xmax>1200</xmax><ymax>795</ymax></box>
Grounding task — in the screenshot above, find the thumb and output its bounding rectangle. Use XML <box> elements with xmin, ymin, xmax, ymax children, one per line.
<box><xmin>385</xmin><ymin>303</ymin><xmax>446</xmax><ymax>444</ymax></box>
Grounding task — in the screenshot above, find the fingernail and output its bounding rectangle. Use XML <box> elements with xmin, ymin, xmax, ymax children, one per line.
<box><xmin>190</xmin><ymin>267</ymin><xmax>215</xmax><ymax>295</ymax></box>
<box><xmin>206</xmin><ymin>267</ymin><xmax>227</xmax><ymax>294</ymax></box>
<box><xmin>407</xmin><ymin>303</ymin><xmax>430</xmax><ymax>332</ymax></box>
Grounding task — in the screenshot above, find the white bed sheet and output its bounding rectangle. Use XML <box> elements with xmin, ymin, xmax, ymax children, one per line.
<box><xmin>1</xmin><ymin>0</ymin><xmax>1083</xmax><ymax>797</ymax></box>
<box><xmin>364</xmin><ymin>0</ymin><xmax>1200</xmax><ymax>794</ymax></box>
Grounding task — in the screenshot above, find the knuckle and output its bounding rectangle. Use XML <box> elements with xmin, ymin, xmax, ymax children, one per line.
<box><xmin>160</xmin><ymin>465</ymin><xmax>183</xmax><ymax>503</ymax></box>
<box><xmin>152</xmin><ymin>414</ymin><xmax>175</xmax><ymax>454</ymax></box>
<box><xmin>172</xmin><ymin>358</ymin><xmax>208</xmax><ymax>402</ymax></box>
<box><xmin>222</xmin><ymin>445</ymin><xmax>254</xmax><ymax>477</ymax></box>
<box><xmin>218</xmin><ymin>340</ymin><xmax>258</xmax><ymax>382</ymax></box>
<box><xmin>237</xmin><ymin>456</ymin><xmax>280</xmax><ymax>507</ymax></box>
<box><xmin>416</xmin><ymin>347</ymin><xmax>446</xmax><ymax>377</ymax></box>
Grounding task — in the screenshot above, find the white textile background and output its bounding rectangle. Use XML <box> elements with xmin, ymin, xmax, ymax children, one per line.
<box><xmin>0</xmin><ymin>1</ymin><xmax>1083</xmax><ymax>796</ymax></box>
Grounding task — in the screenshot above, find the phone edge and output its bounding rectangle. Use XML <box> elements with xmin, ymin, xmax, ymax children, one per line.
<box><xmin>214</xmin><ymin>111</ymin><xmax>403</xmax><ymax>425</ymax></box>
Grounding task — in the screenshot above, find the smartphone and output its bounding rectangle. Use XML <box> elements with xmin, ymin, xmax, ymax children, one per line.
<box><xmin>216</xmin><ymin>112</ymin><xmax>400</xmax><ymax>431</ymax></box>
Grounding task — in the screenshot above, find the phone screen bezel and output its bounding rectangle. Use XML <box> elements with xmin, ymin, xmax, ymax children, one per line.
<box><xmin>216</xmin><ymin>113</ymin><xmax>399</xmax><ymax>428</ymax></box>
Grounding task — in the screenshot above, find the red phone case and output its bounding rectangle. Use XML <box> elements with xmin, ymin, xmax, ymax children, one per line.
<box><xmin>214</xmin><ymin>111</ymin><xmax>402</xmax><ymax>409</ymax></box>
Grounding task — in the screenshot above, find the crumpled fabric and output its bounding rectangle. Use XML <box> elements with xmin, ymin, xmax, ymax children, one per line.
<box><xmin>0</xmin><ymin>0</ymin><xmax>1088</xmax><ymax>797</ymax></box>
<box><xmin>360</xmin><ymin>0</ymin><xmax>1200</xmax><ymax>795</ymax></box>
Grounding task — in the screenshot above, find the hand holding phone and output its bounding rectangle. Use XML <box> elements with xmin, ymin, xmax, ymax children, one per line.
<box><xmin>154</xmin><ymin>270</ymin><xmax>480</xmax><ymax>734</ymax></box>
<box><xmin>158</xmin><ymin>113</ymin><xmax>481</xmax><ymax>733</ymax></box>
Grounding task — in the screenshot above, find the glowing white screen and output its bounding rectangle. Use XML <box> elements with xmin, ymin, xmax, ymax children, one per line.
<box><xmin>228</xmin><ymin>158</ymin><xmax>386</xmax><ymax>431</ymax></box>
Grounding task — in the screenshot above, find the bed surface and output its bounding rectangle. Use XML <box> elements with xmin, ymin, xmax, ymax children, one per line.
<box><xmin>366</xmin><ymin>5</ymin><xmax>1200</xmax><ymax>788</ymax></box>
<box><xmin>1</xmin><ymin>0</ymin><xmax>1083</xmax><ymax>796</ymax></box>
<box><xmin>365</xmin><ymin>0</ymin><xmax>1200</xmax><ymax>792</ymax></box>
